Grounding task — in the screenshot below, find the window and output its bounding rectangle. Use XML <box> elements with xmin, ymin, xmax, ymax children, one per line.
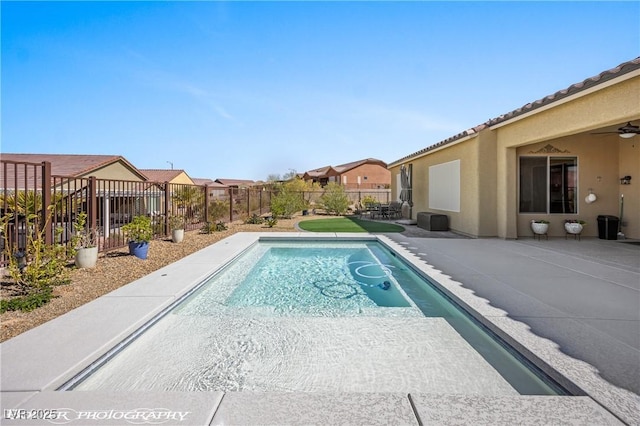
<box><xmin>519</xmin><ymin>157</ymin><xmax>577</xmax><ymax>214</ymax></box>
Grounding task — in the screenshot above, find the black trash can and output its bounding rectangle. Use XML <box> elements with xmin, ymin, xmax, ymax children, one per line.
<box><xmin>597</xmin><ymin>215</ymin><xmax>619</xmax><ymax>240</ymax></box>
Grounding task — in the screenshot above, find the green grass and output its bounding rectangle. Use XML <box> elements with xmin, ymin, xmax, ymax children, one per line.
<box><xmin>298</xmin><ymin>216</ymin><xmax>405</xmax><ymax>233</ymax></box>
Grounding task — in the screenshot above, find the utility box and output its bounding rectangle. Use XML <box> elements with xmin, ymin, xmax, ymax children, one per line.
<box><xmin>597</xmin><ymin>215</ymin><xmax>619</xmax><ymax>240</ymax></box>
<box><xmin>417</xmin><ymin>212</ymin><xmax>449</xmax><ymax>231</ymax></box>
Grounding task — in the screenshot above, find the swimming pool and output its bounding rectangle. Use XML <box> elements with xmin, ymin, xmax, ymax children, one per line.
<box><xmin>67</xmin><ymin>239</ymin><xmax>566</xmax><ymax>395</ymax></box>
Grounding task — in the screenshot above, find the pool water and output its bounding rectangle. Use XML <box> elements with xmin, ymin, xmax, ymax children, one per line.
<box><xmin>179</xmin><ymin>242</ymin><xmax>412</xmax><ymax>316</ymax></box>
<box><xmin>70</xmin><ymin>240</ymin><xmax>566</xmax><ymax>395</ymax></box>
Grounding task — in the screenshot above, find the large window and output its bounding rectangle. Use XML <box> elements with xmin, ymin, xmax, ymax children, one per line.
<box><xmin>519</xmin><ymin>157</ymin><xmax>577</xmax><ymax>214</ymax></box>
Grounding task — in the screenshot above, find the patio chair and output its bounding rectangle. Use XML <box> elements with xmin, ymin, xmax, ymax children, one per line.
<box><xmin>388</xmin><ymin>201</ymin><xmax>402</xmax><ymax>219</ymax></box>
<box><xmin>363</xmin><ymin>202</ymin><xmax>379</xmax><ymax>219</ymax></box>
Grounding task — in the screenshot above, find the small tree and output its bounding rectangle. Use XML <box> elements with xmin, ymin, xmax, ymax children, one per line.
<box><xmin>320</xmin><ymin>182</ymin><xmax>350</xmax><ymax>215</ymax></box>
<box><xmin>0</xmin><ymin>208</ymin><xmax>70</xmax><ymax>312</ymax></box>
<box><xmin>207</xmin><ymin>199</ymin><xmax>229</xmax><ymax>222</ymax></box>
<box><xmin>270</xmin><ymin>177</ymin><xmax>315</xmax><ymax>218</ymax></box>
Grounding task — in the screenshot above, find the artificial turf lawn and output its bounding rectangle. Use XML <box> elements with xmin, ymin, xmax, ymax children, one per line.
<box><xmin>297</xmin><ymin>216</ymin><xmax>405</xmax><ymax>233</ymax></box>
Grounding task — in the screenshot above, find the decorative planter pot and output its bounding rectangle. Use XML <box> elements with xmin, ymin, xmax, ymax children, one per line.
<box><xmin>531</xmin><ymin>222</ymin><xmax>549</xmax><ymax>236</ymax></box>
<box><xmin>564</xmin><ymin>223</ymin><xmax>583</xmax><ymax>234</ymax></box>
<box><xmin>564</xmin><ymin>222</ymin><xmax>584</xmax><ymax>240</ymax></box>
<box><xmin>171</xmin><ymin>229</ymin><xmax>184</xmax><ymax>243</ymax></box>
<box><xmin>128</xmin><ymin>241</ymin><xmax>149</xmax><ymax>259</ymax></box>
<box><xmin>75</xmin><ymin>246</ymin><xmax>98</xmax><ymax>268</ymax></box>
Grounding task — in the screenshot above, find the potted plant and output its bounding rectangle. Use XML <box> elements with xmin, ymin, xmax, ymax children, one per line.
<box><xmin>531</xmin><ymin>219</ymin><xmax>549</xmax><ymax>237</ymax></box>
<box><xmin>121</xmin><ymin>215</ymin><xmax>153</xmax><ymax>259</ymax></box>
<box><xmin>564</xmin><ymin>219</ymin><xmax>586</xmax><ymax>235</ymax></box>
<box><xmin>72</xmin><ymin>212</ymin><xmax>98</xmax><ymax>268</ymax></box>
<box><xmin>169</xmin><ymin>214</ymin><xmax>185</xmax><ymax>243</ymax></box>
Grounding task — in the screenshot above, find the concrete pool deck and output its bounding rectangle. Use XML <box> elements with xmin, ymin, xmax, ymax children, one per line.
<box><xmin>1</xmin><ymin>232</ymin><xmax>638</xmax><ymax>425</ymax></box>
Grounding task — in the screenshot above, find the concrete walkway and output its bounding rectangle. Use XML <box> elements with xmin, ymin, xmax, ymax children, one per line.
<box><xmin>385</xmin><ymin>229</ymin><xmax>640</xmax><ymax>396</ymax></box>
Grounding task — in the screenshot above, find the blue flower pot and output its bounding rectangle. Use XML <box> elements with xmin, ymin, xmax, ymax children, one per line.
<box><xmin>128</xmin><ymin>241</ymin><xmax>149</xmax><ymax>259</ymax></box>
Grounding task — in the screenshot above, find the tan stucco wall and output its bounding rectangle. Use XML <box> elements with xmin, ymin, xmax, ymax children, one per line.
<box><xmin>496</xmin><ymin>74</ymin><xmax>640</xmax><ymax>238</ymax></box>
<box><xmin>515</xmin><ymin>135</ymin><xmax>627</xmax><ymax>238</ymax></box>
<box><xmin>477</xmin><ymin>132</ymin><xmax>498</xmax><ymax>236</ymax></box>
<box><xmin>170</xmin><ymin>172</ymin><xmax>195</xmax><ymax>185</ymax></box>
<box><xmin>619</xmin><ymin>138</ymin><xmax>640</xmax><ymax>238</ymax></box>
<box><xmin>494</xmin><ymin>76</ymin><xmax>640</xmax><ymax>147</ymax></box>
<box><xmin>78</xmin><ymin>162</ymin><xmax>145</xmax><ymax>182</ymax></box>
<box><xmin>390</xmin><ymin>70</ymin><xmax>639</xmax><ymax>239</ymax></box>
<box><xmin>390</xmin><ymin>136</ymin><xmax>486</xmax><ymax>237</ymax></box>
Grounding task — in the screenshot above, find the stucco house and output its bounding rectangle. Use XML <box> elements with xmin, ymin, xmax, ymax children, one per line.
<box><xmin>0</xmin><ymin>153</ymin><xmax>147</xmax><ymax>185</ymax></box>
<box><xmin>303</xmin><ymin>158</ymin><xmax>390</xmax><ymax>189</ymax></box>
<box><xmin>215</xmin><ymin>178</ymin><xmax>255</xmax><ymax>188</ymax></box>
<box><xmin>388</xmin><ymin>57</ymin><xmax>640</xmax><ymax>239</ymax></box>
<box><xmin>193</xmin><ymin>178</ymin><xmax>228</xmax><ymax>199</ymax></box>
<box><xmin>139</xmin><ymin>169</ymin><xmax>195</xmax><ymax>185</ymax></box>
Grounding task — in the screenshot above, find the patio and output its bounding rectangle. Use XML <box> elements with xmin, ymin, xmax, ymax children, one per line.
<box><xmin>1</xmin><ymin>231</ymin><xmax>638</xmax><ymax>425</ymax></box>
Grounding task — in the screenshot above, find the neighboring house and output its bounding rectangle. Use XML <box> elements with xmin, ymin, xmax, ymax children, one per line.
<box><xmin>214</xmin><ymin>178</ymin><xmax>255</xmax><ymax>188</ymax></box>
<box><xmin>0</xmin><ymin>153</ymin><xmax>153</xmax><ymax>237</ymax></box>
<box><xmin>139</xmin><ymin>169</ymin><xmax>195</xmax><ymax>185</ymax></box>
<box><xmin>0</xmin><ymin>153</ymin><xmax>147</xmax><ymax>185</ymax></box>
<box><xmin>192</xmin><ymin>178</ymin><xmax>216</xmax><ymax>186</ymax></box>
<box><xmin>193</xmin><ymin>178</ymin><xmax>228</xmax><ymax>199</ymax></box>
<box><xmin>388</xmin><ymin>57</ymin><xmax>640</xmax><ymax>239</ymax></box>
<box><xmin>302</xmin><ymin>158</ymin><xmax>390</xmax><ymax>189</ymax></box>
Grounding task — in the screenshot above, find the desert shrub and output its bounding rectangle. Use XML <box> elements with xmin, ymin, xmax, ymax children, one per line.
<box><xmin>266</xmin><ymin>217</ymin><xmax>278</xmax><ymax>228</ymax></box>
<box><xmin>270</xmin><ymin>178</ymin><xmax>314</xmax><ymax>218</ymax></box>
<box><xmin>0</xmin><ymin>287</ymin><xmax>54</xmax><ymax>313</ymax></box>
<box><xmin>207</xmin><ymin>200</ymin><xmax>229</xmax><ymax>222</ymax></box>
<box><xmin>200</xmin><ymin>220</ymin><xmax>228</xmax><ymax>234</ymax></box>
<box><xmin>0</xmin><ymin>209</ymin><xmax>69</xmax><ymax>312</ymax></box>
<box><xmin>320</xmin><ymin>183</ymin><xmax>350</xmax><ymax>215</ymax></box>
<box><xmin>245</xmin><ymin>214</ymin><xmax>264</xmax><ymax>224</ymax></box>
<box><xmin>361</xmin><ymin>195</ymin><xmax>378</xmax><ymax>206</ymax></box>
<box><xmin>200</xmin><ymin>222</ymin><xmax>215</xmax><ymax>234</ymax></box>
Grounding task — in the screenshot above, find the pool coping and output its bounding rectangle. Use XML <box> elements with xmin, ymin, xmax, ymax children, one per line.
<box><xmin>0</xmin><ymin>232</ymin><xmax>636</xmax><ymax>425</ymax></box>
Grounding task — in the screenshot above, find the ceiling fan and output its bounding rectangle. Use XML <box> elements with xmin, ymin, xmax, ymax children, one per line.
<box><xmin>591</xmin><ymin>122</ymin><xmax>640</xmax><ymax>138</ymax></box>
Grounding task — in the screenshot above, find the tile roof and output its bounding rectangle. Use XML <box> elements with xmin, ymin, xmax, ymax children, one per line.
<box><xmin>304</xmin><ymin>158</ymin><xmax>387</xmax><ymax>178</ymax></box>
<box><xmin>139</xmin><ymin>169</ymin><xmax>187</xmax><ymax>183</ymax></box>
<box><xmin>304</xmin><ymin>166</ymin><xmax>336</xmax><ymax>177</ymax></box>
<box><xmin>486</xmin><ymin>57</ymin><xmax>640</xmax><ymax>127</ymax></box>
<box><xmin>333</xmin><ymin>158</ymin><xmax>387</xmax><ymax>172</ymax></box>
<box><xmin>214</xmin><ymin>178</ymin><xmax>255</xmax><ymax>187</ymax></box>
<box><xmin>390</xmin><ymin>57</ymin><xmax>640</xmax><ymax>166</ymax></box>
<box><xmin>192</xmin><ymin>178</ymin><xmax>219</xmax><ymax>186</ymax></box>
<box><xmin>0</xmin><ymin>153</ymin><xmax>141</xmax><ymax>177</ymax></box>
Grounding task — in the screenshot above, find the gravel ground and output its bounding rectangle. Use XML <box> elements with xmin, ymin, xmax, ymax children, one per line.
<box><xmin>0</xmin><ymin>216</ymin><xmax>320</xmax><ymax>342</ymax></box>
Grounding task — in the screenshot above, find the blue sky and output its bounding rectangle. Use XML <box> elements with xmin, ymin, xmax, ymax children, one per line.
<box><xmin>2</xmin><ymin>1</ymin><xmax>638</xmax><ymax>181</ymax></box>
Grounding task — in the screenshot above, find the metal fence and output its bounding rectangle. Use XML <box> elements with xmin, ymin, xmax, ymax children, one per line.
<box><xmin>0</xmin><ymin>160</ymin><xmax>390</xmax><ymax>265</ymax></box>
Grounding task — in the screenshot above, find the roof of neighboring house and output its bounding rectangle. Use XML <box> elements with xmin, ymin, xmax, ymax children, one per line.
<box><xmin>303</xmin><ymin>158</ymin><xmax>387</xmax><ymax>179</ymax></box>
<box><xmin>214</xmin><ymin>178</ymin><xmax>255</xmax><ymax>187</ymax></box>
<box><xmin>139</xmin><ymin>169</ymin><xmax>188</xmax><ymax>183</ymax></box>
<box><xmin>333</xmin><ymin>158</ymin><xmax>387</xmax><ymax>172</ymax></box>
<box><xmin>192</xmin><ymin>177</ymin><xmax>222</xmax><ymax>186</ymax></box>
<box><xmin>0</xmin><ymin>153</ymin><xmax>145</xmax><ymax>179</ymax></box>
<box><xmin>390</xmin><ymin>57</ymin><xmax>640</xmax><ymax>166</ymax></box>
<box><xmin>303</xmin><ymin>166</ymin><xmax>337</xmax><ymax>178</ymax></box>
